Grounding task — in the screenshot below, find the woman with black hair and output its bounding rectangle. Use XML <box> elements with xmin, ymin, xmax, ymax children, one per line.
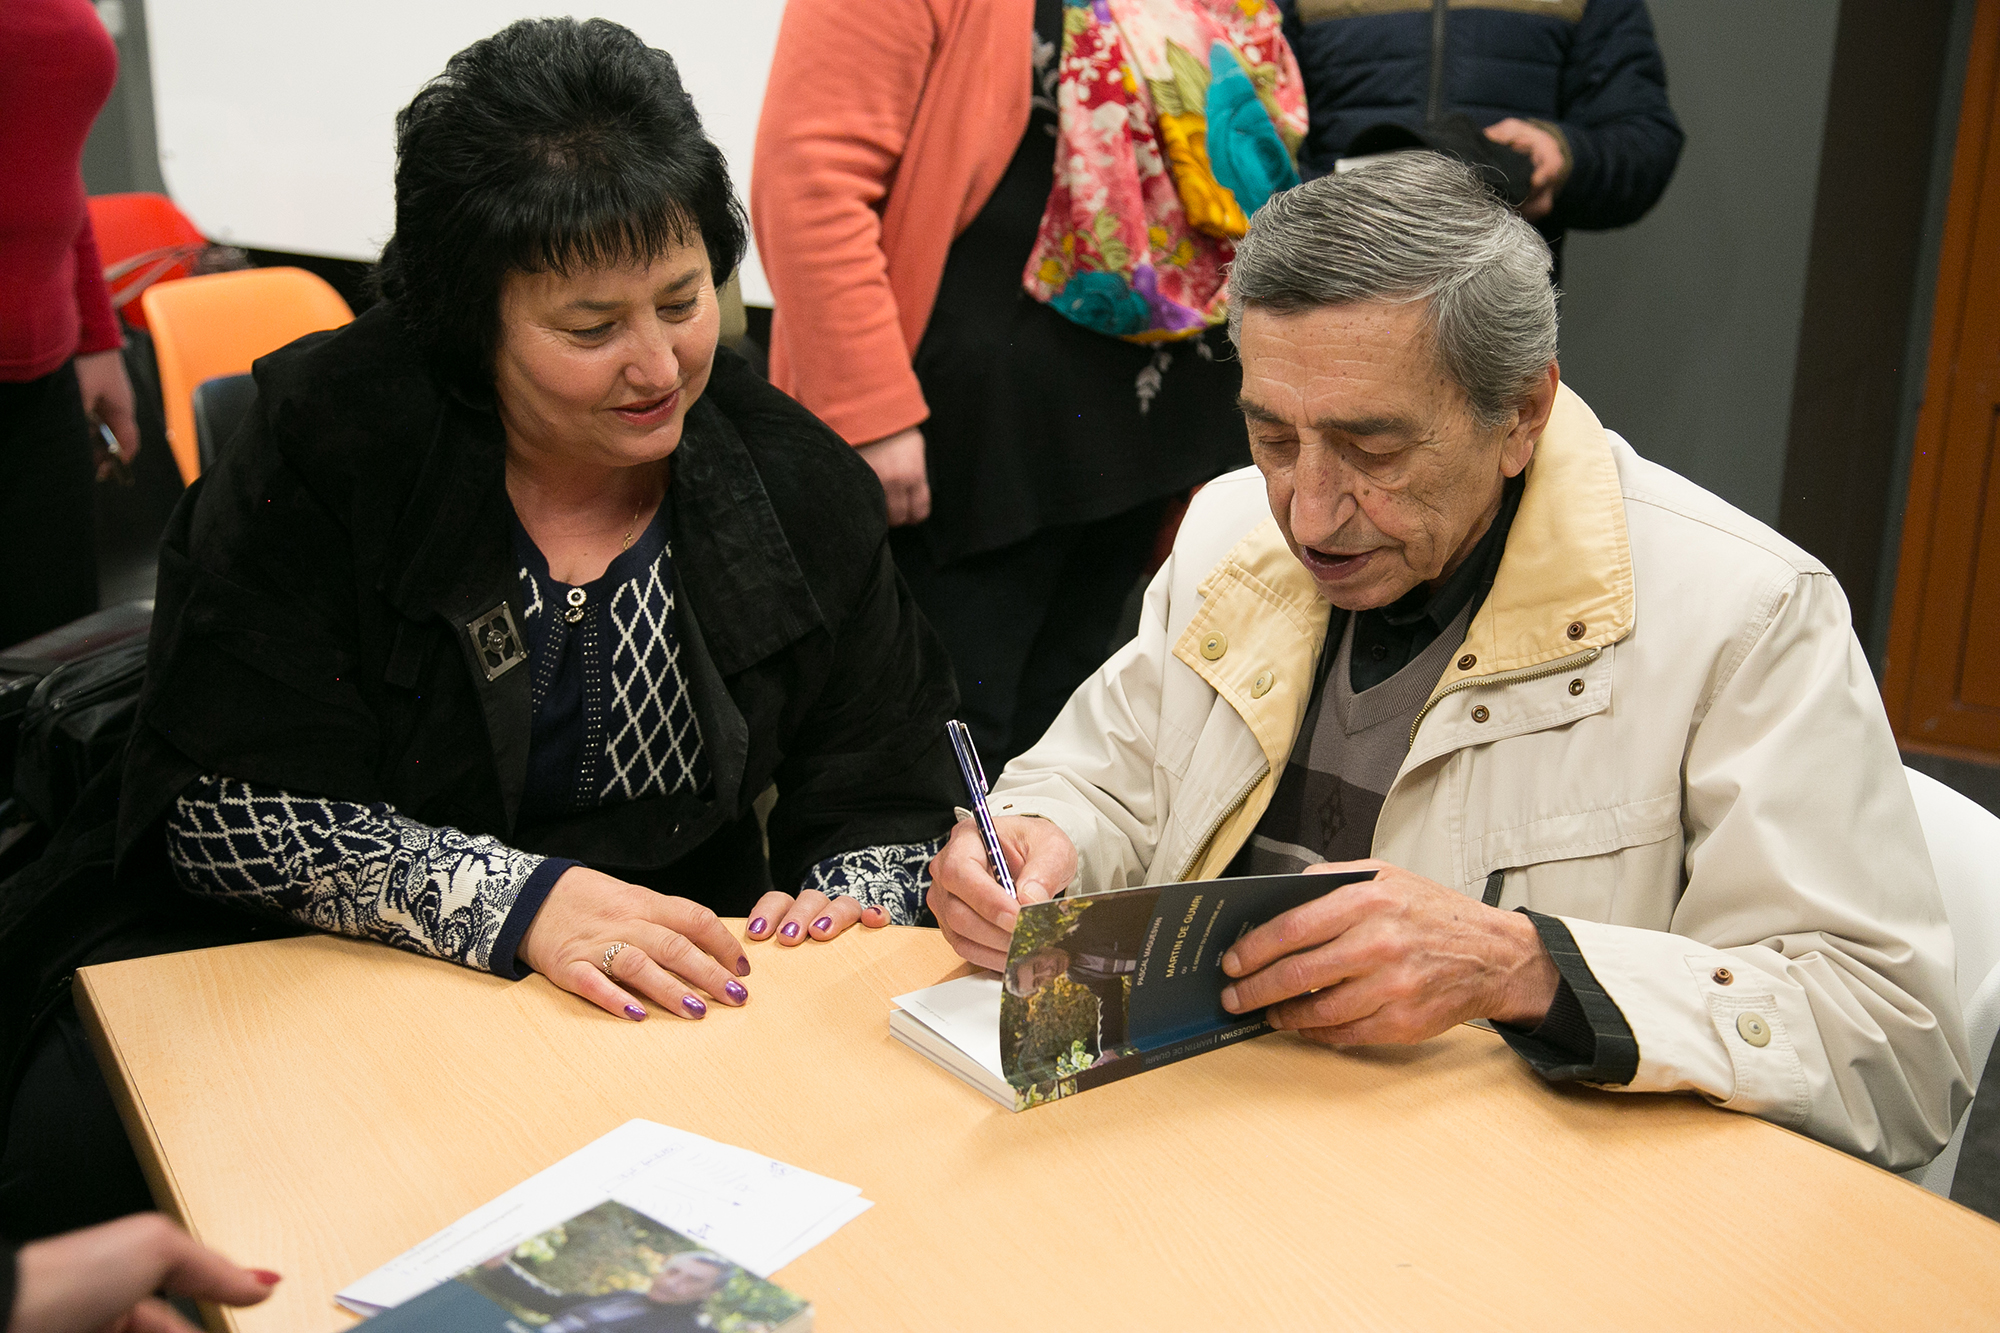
<box><xmin>136</xmin><ymin>18</ymin><xmax>966</xmax><ymax>1004</ymax></box>
<box><xmin>0</xmin><ymin>18</ymin><xmax>963</xmax><ymax>1236</ymax></box>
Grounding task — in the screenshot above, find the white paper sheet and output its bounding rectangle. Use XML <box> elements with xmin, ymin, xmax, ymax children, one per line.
<box><xmin>894</xmin><ymin>975</ymin><xmax>1006</xmax><ymax>1076</ymax></box>
<box><xmin>335</xmin><ymin>1120</ymin><xmax>869</xmax><ymax>1315</ymax></box>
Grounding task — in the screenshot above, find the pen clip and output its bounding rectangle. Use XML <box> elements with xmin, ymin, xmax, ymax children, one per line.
<box><xmin>947</xmin><ymin>720</ymin><xmax>988</xmax><ymax>796</ymax></box>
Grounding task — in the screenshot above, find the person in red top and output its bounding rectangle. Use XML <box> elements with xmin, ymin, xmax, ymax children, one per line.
<box><xmin>0</xmin><ymin>0</ymin><xmax>142</xmax><ymax>648</ymax></box>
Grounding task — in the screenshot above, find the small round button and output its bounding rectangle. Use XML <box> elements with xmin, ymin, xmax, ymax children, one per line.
<box><xmin>1566</xmin><ymin>621</ymin><xmax>1586</xmax><ymax>640</ymax></box>
<box><xmin>567</xmin><ymin>588</ymin><xmax>587</xmax><ymax>607</ymax></box>
<box><xmin>1251</xmin><ymin>670</ymin><xmax>1275</xmax><ymax>698</ymax></box>
<box><xmin>1712</xmin><ymin>967</ymin><xmax>1733</xmax><ymax>986</ymax></box>
<box><xmin>1470</xmin><ymin>705</ymin><xmax>1490</xmax><ymax>723</ymax></box>
<box><xmin>1568</xmin><ymin>678</ymin><xmax>1585</xmax><ymax>696</ymax></box>
<box><xmin>1735</xmin><ymin>1012</ymin><xmax>1771</xmax><ymax>1047</ymax></box>
<box><xmin>1200</xmin><ymin>632</ymin><xmax>1228</xmax><ymax>660</ymax></box>
<box><xmin>1457</xmin><ymin>653</ymin><xmax>1477</xmax><ymax>670</ymax></box>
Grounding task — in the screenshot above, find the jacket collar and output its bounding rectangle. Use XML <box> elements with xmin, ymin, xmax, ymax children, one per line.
<box><xmin>1431</xmin><ymin>383</ymin><xmax>1633</xmax><ymax>691</ymax></box>
<box><xmin>665</xmin><ymin>390</ymin><xmax>826</xmax><ymax>677</ymax></box>
<box><xmin>1173</xmin><ymin>381</ymin><xmax>1635</xmax><ymax>750</ymax></box>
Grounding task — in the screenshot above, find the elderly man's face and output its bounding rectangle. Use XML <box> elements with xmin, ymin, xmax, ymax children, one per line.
<box><xmin>1236</xmin><ymin>301</ymin><xmax>1552</xmax><ymax>611</ymax></box>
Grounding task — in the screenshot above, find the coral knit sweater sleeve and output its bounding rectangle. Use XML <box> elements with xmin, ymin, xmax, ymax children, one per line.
<box><xmin>752</xmin><ymin>0</ymin><xmax>1032</xmax><ymax>446</ymax></box>
<box><xmin>0</xmin><ymin>0</ymin><xmax>122</xmax><ymax>382</ymax></box>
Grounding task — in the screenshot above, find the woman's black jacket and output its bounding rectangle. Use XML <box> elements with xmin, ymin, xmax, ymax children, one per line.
<box><xmin>0</xmin><ymin>307</ymin><xmax>962</xmax><ymax>1115</ymax></box>
<box><xmin>118</xmin><ymin>305</ymin><xmax>963</xmax><ymax>911</ymax></box>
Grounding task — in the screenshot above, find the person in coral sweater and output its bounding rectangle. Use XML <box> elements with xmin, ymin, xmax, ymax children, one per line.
<box><xmin>755</xmin><ymin>0</ymin><xmax>1307</xmax><ymax>769</ymax></box>
<box><xmin>0</xmin><ymin>0</ymin><xmax>141</xmax><ymax>648</ymax></box>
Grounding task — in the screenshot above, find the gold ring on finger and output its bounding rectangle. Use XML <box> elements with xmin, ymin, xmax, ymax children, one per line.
<box><xmin>601</xmin><ymin>942</ymin><xmax>630</xmax><ymax>977</ymax></box>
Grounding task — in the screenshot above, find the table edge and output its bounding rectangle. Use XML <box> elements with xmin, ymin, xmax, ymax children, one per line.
<box><xmin>75</xmin><ymin>966</ymin><xmax>243</xmax><ymax>1333</ymax></box>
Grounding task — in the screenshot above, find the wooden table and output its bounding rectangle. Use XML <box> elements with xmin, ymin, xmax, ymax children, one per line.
<box><xmin>77</xmin><ymin>925</ymin><xmax>2000</xmax><ymax>1332</ymax></box>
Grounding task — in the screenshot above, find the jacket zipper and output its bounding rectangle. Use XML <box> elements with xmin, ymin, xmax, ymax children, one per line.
<box><xmin>1407</xmin><ymin>646</ymin><xmax>1602</xmax><ymax>746</ymax></box>
<box><xmin>1175</xmin><ymin>761</ymin><xmax>1270</xmax><ymax>882</ymax></box>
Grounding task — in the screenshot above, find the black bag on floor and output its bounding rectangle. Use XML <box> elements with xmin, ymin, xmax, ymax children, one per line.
<box><xmin>12</xmin><ymin>639</ymin><xmax>150</xmax><ymax>830</ymax></box>
<box><xmin>0</xmin><ymin>601</ymin><xmax>153</xmax><ymax>821</ymax></box>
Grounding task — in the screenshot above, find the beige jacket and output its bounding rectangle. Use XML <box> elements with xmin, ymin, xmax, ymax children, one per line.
<box><xmin>991</xmin><ymin>385</ymin><xmax>1971</xmax><ymax>1169</ymax></box>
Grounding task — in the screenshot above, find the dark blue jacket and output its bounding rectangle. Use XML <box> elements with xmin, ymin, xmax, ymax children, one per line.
<box><xmin>1281</xmin><ymin>0</ymin><xmax>1683</xmax><ymax>236</ymax></box>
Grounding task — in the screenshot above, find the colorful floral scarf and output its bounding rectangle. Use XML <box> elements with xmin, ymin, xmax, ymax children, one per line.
<box><xmin>1023</xmin><ymin>0</ymin><xmax>1307</xmax><ymax>343</ymax></box>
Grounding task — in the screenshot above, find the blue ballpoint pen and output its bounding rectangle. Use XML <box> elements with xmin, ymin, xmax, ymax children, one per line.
<box><xmin>946</xmin><ymin>720</ymin><xmax>1018</xmax><ymax>900</ymax></box>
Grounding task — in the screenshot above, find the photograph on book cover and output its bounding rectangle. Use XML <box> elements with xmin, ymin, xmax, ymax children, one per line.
<box><xmin>999</xmin><ymin>873</ymin><xmax>1376</xmax><ymax>1106</ymax></box>
<box><xmin>460</xmin><ymin>1200</ymin><xmax>809</xmax><ymax>1333</ymax></box>
<box><xmin>1000</xmin><ymin>889</ymin><xmax>1156</xmax><ymax>1103</ymax></box>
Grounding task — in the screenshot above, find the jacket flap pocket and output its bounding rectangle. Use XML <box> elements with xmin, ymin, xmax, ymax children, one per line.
<box><xmin>1472</xmin><ymin>791</ymin><xmax>1680</xmax><ymax>880</ymax></box>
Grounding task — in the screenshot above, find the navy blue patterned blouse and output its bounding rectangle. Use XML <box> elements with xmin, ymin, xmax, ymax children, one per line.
<box><xmin>166</xmin><ymin>505</ymin><xmax>940</xmax><ymax>977</ymax></box>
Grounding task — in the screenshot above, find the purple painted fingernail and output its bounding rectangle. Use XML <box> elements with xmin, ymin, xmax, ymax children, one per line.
<box><xmin>749</xmin><ymin>916</ymin><xmax>768</xmax><ymax>936</ymax></box>
<box><xmin>624</xmin><ymin>1004</ymin><xmax>647</xmax><ymax>1021</ymax></box>
<box><xmin>725</xmin><ymin>980</ymin><xmax>748</xmax><ymax>1003</ymax></box>
<box><xmin>813</xmin><ymin>915</ymin><xmax>834</xmax><ymax>933</ymax></box>
<box><xmin>780</xmin><ymin>922</ymin><xmax>801</xmax><ymax>939</ymax></box>
<box><xmin>735</xmin><ymin>956</ymin><xmax>751</xmax><ymax>976</ymax></box>
<box><xmin>681</xmin><ymin>995</ymin><xmax>707</xmax><ymax>1018</ymax></box>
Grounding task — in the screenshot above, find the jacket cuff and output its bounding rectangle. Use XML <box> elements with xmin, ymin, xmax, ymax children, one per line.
<box><xmin>766</xmin><ymin>316</ymin><xmax>930</xmax><ymax>446</ymax></box>
<box><xmin>489</xmin><ymin>857</ymin><xmax>579</xmax><ymax>980</ymax></box>
<box><xmin>986</xmin><ymin>789</ymin><xmax>1100</xmax><ymax>897</ymax></box>
<box><xmin>1494</xmin><ymin>909</ymin><xmax>1639</xmax><ymax>1085</ymax></box>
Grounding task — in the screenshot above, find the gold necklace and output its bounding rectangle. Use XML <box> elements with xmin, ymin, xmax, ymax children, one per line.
<box><xmin>620</xmin><ymin>498</ymin><xmax>644</xmax><ymax>552</ymax></box>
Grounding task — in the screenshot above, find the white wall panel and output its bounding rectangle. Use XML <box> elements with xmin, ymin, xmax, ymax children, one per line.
<box><xmin>147</xmin><ymin>1</ymin><xmax>783</xmax><ymax>303</ymax></box>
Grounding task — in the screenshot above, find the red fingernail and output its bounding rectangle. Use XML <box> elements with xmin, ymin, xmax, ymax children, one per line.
<box><xmin>252</xmin><ymin>1270</ymin><xmax>282</xmax><ymax>1285</ymax></box>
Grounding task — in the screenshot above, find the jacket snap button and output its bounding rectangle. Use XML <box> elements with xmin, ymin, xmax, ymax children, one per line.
<box><xmin>1457</xmin><ymin>653</ymin><xmax>1476</xmax><ymax>671</ymax></box>
<box><xmin>1566</xmin><ymin>621</ymin><xmax>1586</xmax><ymax>640</ymax></box>
<box><xmin>1712</xmin><ymin>967</ymin><xmax>1733</xmax><ymax>985</ymax></box>
<box><xmin>1201</xmin><ymin>632</ymin><xmax>1227</xmax><ymax>660</ymax></box>
<box><xmin>1735</xmin><ymin>1012</ymin><xmax>1771</xmax><ymax>1047</ymax></box>
<box><xmin>1568</xmin><ymin>678</ymin><xmax>1585</xmax><ymax>696</ymax></box>
<box><xmin>1251</xmin><ymin>670</ymin><xmax>1274</xmax><ymax>698</ymax></box>
<box><xmin>1470</xmin><ymin>705</ymin><xmax>1490</xmax><ymax>723</ymax></box>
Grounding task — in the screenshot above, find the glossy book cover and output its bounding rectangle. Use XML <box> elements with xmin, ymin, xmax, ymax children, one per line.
<box><xmin>361</xmin><ymin>1199</ymin><xmax>812</xmax><ymax>1332</ymax></box>
<box><xmin>995</xmin><ymin>871</ymin><xmax>1373</xmax><ymax>1107</ymax></box>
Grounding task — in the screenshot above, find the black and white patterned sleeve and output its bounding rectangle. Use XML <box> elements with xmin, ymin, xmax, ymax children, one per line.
<box><xmin>165</xmin><ymin>775</ymin><xmax>576</xmax><ymax>978</ymax></box>
<box><xmin>801</xmin><ymin>838</ymin><xmax>944</xmax><ymax>926</ymax></box>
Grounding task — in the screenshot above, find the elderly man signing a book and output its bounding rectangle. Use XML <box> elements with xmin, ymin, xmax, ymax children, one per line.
<box><xmin>926</xmin><ymin>154</ymin><xmax>1970</xmax><ymax>1170</ymax></box>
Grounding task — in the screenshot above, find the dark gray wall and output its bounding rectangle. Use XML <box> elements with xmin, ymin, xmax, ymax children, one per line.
<box><xmin>79</xmin><ymin>0</ymin><xmax>166</xmax><ymax>197</ymax></box>
<box><xmin>1556</xmin><ymin>1</ymin><xmax>1842</xmax><ymax>526</ymax></box>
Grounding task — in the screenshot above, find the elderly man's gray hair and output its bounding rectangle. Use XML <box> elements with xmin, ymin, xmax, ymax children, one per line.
<box><xmin>1228</xmin><ymin>153</ymin><xmax>1558</xmax><ymax>428</ymax></box>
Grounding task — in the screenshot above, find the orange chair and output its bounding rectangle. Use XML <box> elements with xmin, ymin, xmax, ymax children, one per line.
<box><xmin>141</xmin><ymin>268</ymin><xmax>354</xmax><ymax>485</ymax></box>
<box><xmin>86</xmin><ymin>192</ymin><xmax>210</xmax><ymax>331</ymax></box>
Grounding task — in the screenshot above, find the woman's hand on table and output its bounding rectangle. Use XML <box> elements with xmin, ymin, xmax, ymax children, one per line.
<box><xmin>927</xmin><ymin>816</ymin><xmax>1078</xmax><ymax>971</ymax></box>
<box><xmin>11</xmin><ymin>1212</ymin><xmax>278</xmax><ymax>1333</ymax></box>
<box><xmin>743</xmin><ymin>889</ymin><xmax>894</xmax><ymax>946</ymax></box>
<box><xmin>520</xmin><ymin>866</ymin><xmax>751</xmax><ymax>1023</ymax></box>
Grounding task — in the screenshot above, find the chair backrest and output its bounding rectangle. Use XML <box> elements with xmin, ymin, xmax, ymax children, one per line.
<box><xmin>1903</xmin><ymin>767</ymin><xmax>2000</xmax><ymax>1197</ymax></box>
<box><xmin>141</xmin><ymin>268</ymin><xmax>353</xmax><ymax>485</ymax></box>
<box><xmin>85</xmin><ymin>193</ymin><xmax>209</xmax><ymax>331</ymax></box>
<box><xmin>191</xmin><ymin>374</ymin><xmax>260</xmax><ymax>473</ymax></box>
